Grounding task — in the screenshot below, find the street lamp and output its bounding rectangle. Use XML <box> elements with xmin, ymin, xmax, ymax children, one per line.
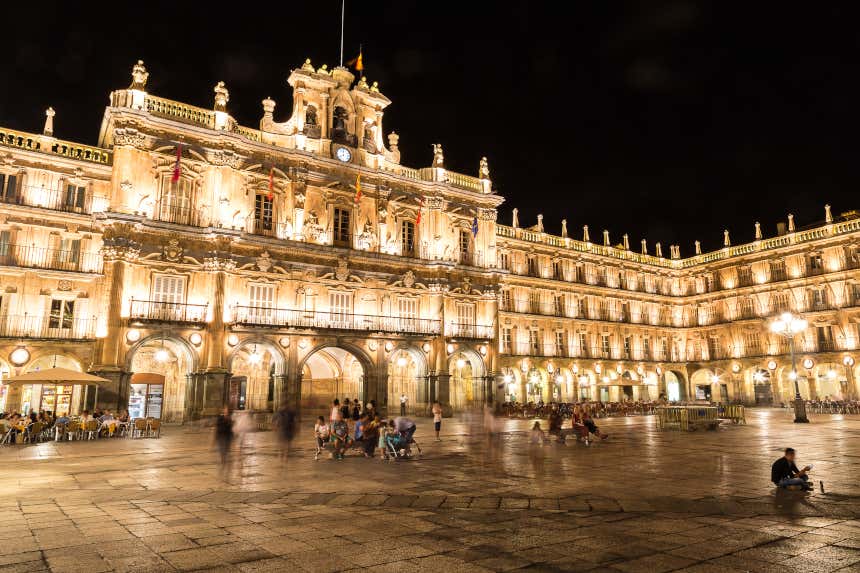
<box><xmin>770</xmin><ymin>312</ymin><xmax>809</xmax><ymax>423</ymax></box>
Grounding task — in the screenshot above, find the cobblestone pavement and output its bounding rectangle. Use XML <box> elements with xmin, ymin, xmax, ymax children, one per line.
<box><xmin>0</xmin><ymin>408</ymin><xmax>859</xmax><ymax>572</ymax></box>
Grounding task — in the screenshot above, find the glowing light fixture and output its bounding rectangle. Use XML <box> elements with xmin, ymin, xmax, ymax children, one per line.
<box><xmin>802</xmin><ymin>358</ymin><xmax>814</xmax><ymax>370</ymax></box>
<box><xmin>126</xmin><ymin>329</ymin><xmax>141</xmax><ymax>343</ymax></box>
<box><xmin>711</xmin><ymin>374</ymin><xmax>720</xmax><ymax>383</ymax></box>
<box><xmin>422</xmin><ymin>343</ymin><xmax>431</xmax><ymax>353</ymax></box>
<box><xmin>843</xmin><ymin>355</ymin><xmax>855</xmax><ymax>367</ymax></box>
<box><xmin>279</xmin><ymin>337</ymin><xmax>290</xmax><ymax>348</ymax></box>
<box><xmin>396</xmin><ymin>355</ymin><xmax>408</xmax><ymax>367</ymax></box>
<box><xmin>827</xmin><ymin>369</ymin><xmax>837</xmax><ymax>380</ymax></box>
<box><xmin>10</xmin><ymin>347</ymin><xmax>30</xmax><ymax>366</ymax></box>
<box><xmin>446</xmin><ymin>343</ymin><xmax>455</xmax><ymax>354</ymax></box>
<box><xmin>154</xmin><ymin>348</ymin><xmax>169</xmax><ymax>363</ymax></box>
<box><xmin>767</xmin><ymin>359</ymin><xmax>778</xmax><ymax>370</ymax></box>
<box><xmin>546</xmin><ymin>363</ymin><xmax>554</xmax><ymax>374</ymax></box>
<box><xmin>731</xmin><ymin>363</ymin><xmax>741</xmax><ymax>373</ymax></box>
<box><xmin>384</xmin><ymin>341</ymin><xmax>394</xmax><ymax>352</ymax></box>
<box><xmin>503</xmin><ymin>373</ymin><xmax>512</xmax><ymax>384</ymax></box>
<box><xmin>479</xmin><ymin>345</ymin><xmax>487</xmax><ymax>356</ymax></box>
<box><xmin>456</xmin><ymin>358</ymin><xmax>466</xmax><ymax>369</ymax></box>
<box><xmin>227</xmin><ymin>334</ymin><xmax>239</xmax><ymax>346</ymax></box>
<box><xmin>248</xmin><ymin>345</ymin><xmax>262</xmax><ymax>365</ymax></box>
<box><xmin>189</xmin><ymin>332</ymin><xmax>203</xmax><ymax>346</ymax></box>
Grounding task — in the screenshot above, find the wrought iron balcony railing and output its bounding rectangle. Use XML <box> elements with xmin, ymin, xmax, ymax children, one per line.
<box><xmin>0</xmin><ymin>314</ymin><xmax>98</xmax><ymax>340</ymax></box>
<box><xmin>0</xmin><ymin>185</ymin><xmax>92</xmax><ymax>214</ymax></box>
<box><xmin>232</xmin><ymin>305</ymin><xmax>441</xmax><ymax>335</ymax></box>
<box><xmin>446</xmin><ymin>322</ymin><xmax>494</xmax><ymax>339</ymax></box>
<box><xmin>129</xmin><ymin>299</ymin><xmax>208</xmax><ymax>323</ymax></box>
<box><xmin>152</xmin><ymin>203</ymin><xmax>202</xmax><ymax>227</ymax></box>
<box><xmin>0</xmin><ymin>244</ymin><xmax>102</xmax><ymax>273</ymax></box>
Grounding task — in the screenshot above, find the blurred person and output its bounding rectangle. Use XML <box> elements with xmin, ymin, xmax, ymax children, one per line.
<box><xmin>340</xmin><ymin>399</ymin><xmax>351</xmax><ymax>421</ymax></box>
<box><xmin>351</xmin><ymin>400</ymin><xmax>361</xmax><ymax>421</ymax></box>
<box><xmin>331</xmin><ymin>418</ymin><xmax>352</xmax><ymax>460</ymax></box>
<box><xmin>214</xmin><ymin>407</ymin><xmax>235</xmax><ymax>477</ymax></box>
<box><xmin>330</xmin><ymin>399</ymin><xmax>342</xmax><ymax>424</ymax></box>
<box><xmin>274</xmin><ymin>405</ymin><xmax>297</xmax><ymax>465</ymax></box>
<box><xmin>400</xmin><ymin>393</ymin><xmax>408</xmax><ymax>416</ymax></box>
<box><xmin>362</xmin><ymin>414</ymin><xmax>381</xmax><ymax>458</ymax></box>
<box><xmin>233</xmin><ymin>410</ymin><xmax>255</xmax><ymax>455</ymax></box>
<box><xmin>432</xmin><ymin>401</ymin><xmax>443</xmax><ymax>441</ymax></box>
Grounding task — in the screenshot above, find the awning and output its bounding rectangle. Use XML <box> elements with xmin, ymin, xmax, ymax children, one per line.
<box><xmin>3</xmin><ymin>367</ymin><xmax>111</xmax><ymax>386</ymax></box>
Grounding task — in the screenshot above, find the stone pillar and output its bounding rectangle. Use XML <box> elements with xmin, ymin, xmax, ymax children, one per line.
<box><xmin>320</xmin><ymin>93</ymin><xmax>330</xmax><ymax>139</ymax></box>
<box><xmin>90</xmin><ymin>370</ymin><xmax>131</xmax><ymax>413</ymax></box>
<box><xmin>206</xmin><ymin>270</ymin><xmax>226</xmax><ymax>369</ymax></box>
<box><xmin>373</xmin><ymin>343</ymin><xmax>386</xmax><ymax>413</ymax></box>
<box><xmin>101</xmin><ymin>258</ymin><xmax>127</xmax><ymax>366</ymax></box>
<box><xmin>284</xmin><ymin>340</ymin><xmax>301</xmax><ymax>411</ymax></box>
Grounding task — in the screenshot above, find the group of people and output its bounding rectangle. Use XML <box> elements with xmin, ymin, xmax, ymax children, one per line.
<box><xmin>530</xmin><ymin>404</ymin><xmax>608</xmax><ymax>445</ymax></box>
<box><xmin>502</xmin><ymin>400</ymin><xmax>658</xmax><ymax>419</ymax></box>
<box><xmin>312</xmin><ymin>397</ymin><xmax>430</xmax><ymax>460</ymax></box>
<box><xmin>1</xmin><ymin>408</ymin><xmax>131</xmax><ymax>442</ymax></box>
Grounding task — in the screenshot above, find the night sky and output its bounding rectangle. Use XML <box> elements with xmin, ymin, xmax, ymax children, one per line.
<box><xmin>1</xmin><ymin>2</ymin><xmax>857</xmax><ymax>254</ymax></box>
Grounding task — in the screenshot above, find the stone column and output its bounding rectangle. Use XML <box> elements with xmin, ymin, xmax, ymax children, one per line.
<box><xmin>201</xmin><ymin>254</ymin><xmax>233</xmax><ymax>414</ymax></box>
<box><xmin>373</xmin><ymin>343</ymin><xmax>386</xmax><ymax>413</ymax></box>
<box><xmin>284</xmin><ymin>340</ymin><xmax>300</xmax><ymax>411</ymax></box>
<box><xmin>90</xmin><ymin>370</ymin><xmax>131</xmax><ymax>412</ymax></box>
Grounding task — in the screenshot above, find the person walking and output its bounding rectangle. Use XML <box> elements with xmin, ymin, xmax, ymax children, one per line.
<box><xmin>274</xmin><ymin>405</ymin><xmax>297</xmax><ymax>466</ymax></box>
<box><xmin>400</xmin><ymin>393</ymin><xmax>408</xmax><ymax>416</ymax></box>
<box><xmin>432</xmin><ymin>401</ymin><xmax>443</xmax><ymax>441</ymax></box>
<box><xmin>214</xmin><ymin>407</ymin><xmax>235</xmax><ymax>478</ymax></box>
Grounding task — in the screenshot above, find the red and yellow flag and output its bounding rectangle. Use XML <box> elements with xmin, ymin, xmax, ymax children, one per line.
<box><xmin>415</xmin><ymin>196</ymin><xmax>424</xmax><ymax>226</ymax></box>
<box><xmin>347</xmin><ymin>48</ymin><xmax>363</xmax><ymax>73</ymax></box>
<box><xmin>171</xmin><ymin>144</ymin><xmax>182</xmax><ymax>182</ymax></box>
<box><xmin>354</xmin><ymin>173</ymin><xmax>362</xmax><ymax>203</ymax></box>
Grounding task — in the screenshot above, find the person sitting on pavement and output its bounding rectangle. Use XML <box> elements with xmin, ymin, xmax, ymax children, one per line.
<box><xmin>314</xmin><ymin>416</ymin><xmax>330</xmax><ymax>459</ymax></box>
<box><xmin>353</xmin><ymin>414</ymin><xmax>366</xmax><ymax>445</ymax></box>
<box><xmin>581</xmin><ymin>408</ymin><xmax>608</xmax><ymax>440</ymax></box>
<box><xmin>771</xmin><ymin>447</ymin><xmax>813</xmax><ymax>491</ymax></box>
<box><xmin>361</xmin><ymin>415</ymin><xmax>381</xmax><ymax>458</ymax></box>
<box><xmin>331</xmin><ymin>418</ymin><xmax>352</xmax><ymax>460</ymax></box>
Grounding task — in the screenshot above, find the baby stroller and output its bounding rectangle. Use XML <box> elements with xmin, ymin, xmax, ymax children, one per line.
<box><xmin>382</xmin><ymin>425</ymin><xmax>422</xmax><ymax>461</ymax></box>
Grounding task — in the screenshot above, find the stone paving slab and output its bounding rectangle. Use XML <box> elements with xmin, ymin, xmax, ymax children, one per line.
<box><xmin>0</xmin><ymin>410</ymin><xmax>858</xmax><ymax>571</ymax></box>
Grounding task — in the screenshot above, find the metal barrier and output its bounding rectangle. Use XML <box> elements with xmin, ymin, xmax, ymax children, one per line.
<box><xmin>656</xmin><ymin>406</ymin><xmax>720</xmax><ymax>431</ymax></box>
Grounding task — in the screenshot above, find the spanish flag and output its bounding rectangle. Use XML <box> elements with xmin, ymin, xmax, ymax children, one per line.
<box><xmin>171</xmin><ymin>143</ymin><xmax>182</xmax><ymax>183</ymax></box>
<box><xmin>347</xmin><ymin>48</ymin><xmax>363</xmax><ymax>73</ymax></box>
<box><xmin>354</xmin><ymin>173</ymin><xmax>362</xmax><ymax>203</ymax></box>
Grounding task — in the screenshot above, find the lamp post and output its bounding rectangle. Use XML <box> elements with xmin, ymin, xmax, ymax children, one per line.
<box><xmin>770</xmin><ymin>312</ymin><xmax>809</xmax><ymax>423</ymax></box>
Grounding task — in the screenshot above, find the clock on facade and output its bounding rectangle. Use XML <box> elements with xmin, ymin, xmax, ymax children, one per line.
<box><xmin>335</xmin><ymin>146</ymin><xmax>352</xmax><ymax>162</ymax></box>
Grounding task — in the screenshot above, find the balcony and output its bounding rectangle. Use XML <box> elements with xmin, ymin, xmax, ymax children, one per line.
<box><xmin>0</xmin><ymin>185</ymin><xmax>92</xmax><ymax>214</ymax></box>
<box><xmin>153</xmin><ymin>204</ymin><xmax>202</xmax><ymax>227</ymax></box>
<box><xmin>303</xmin><ymin>124</ymin><xmax>322</xmax><ymax>139</ymax></box>
<box><xmin>447</xmin><ymin>322</ymin><xmax>494</xmax><ymax>339</ymax></box>
<box><xmin>246</xmin><ymin>218</ymin><xmax>291</xmax><ymax>239</ymax></box>
<box><xmin>232</xmin><ymin>306</ymin><xmax>441</xmax><ymax>335</ymax></box>
<box><xmin>0</xmin><ymin>244</ymin><xmax>103</xmax><ymax>273</ymax></box>
<box><xmin>129</xmin><ymin>299</ymin><xmax>208</xmax><ymax>324</ymax></box>
<box><xmin>0</xmin><ymin>314</ymin><xmax>98</xmax><ymax>340</ymax></box>
<box><xmin>456</xmin><ymin>251</ymin><xmax>484</xmax><ymax>267</ymax></box>
<box><xmin>817</xmin><ymin>340</ymin><xmax>836</xmax><ymax>352</ymax></box>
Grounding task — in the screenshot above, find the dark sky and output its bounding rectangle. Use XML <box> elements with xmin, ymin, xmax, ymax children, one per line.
<box><xmin>2</xmin><ymin>2</ymin><xmax>857</xmax><ymax>254</ymax></box>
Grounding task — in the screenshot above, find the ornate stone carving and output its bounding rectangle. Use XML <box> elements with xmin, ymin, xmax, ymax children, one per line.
<box><xmin>203</xmin><ymin>255</ymin><xmax>236</xmax><ymax>272</ymax></box>
<box><xmin>129</xmin><ymin>60</ymin><xmax>149</xmax><ymax>90</ymax></box>
<box><xmin>256</xmin><ymin>251</ymin><xmax>273</xmax><ymax>272</ymax></box>
<box><xmin>209</xmin><ymin>149</ymin><xmax>244</xmax><ymax>168</ymax></box>
<box><xmin>478</xmin><ymin>208</ymin><xmax>497</xmax><ymax>221</ymax></box>
<box><xmin>213</xmin><ymin>81</ymin><xmax>229</xmax><ymax>111</ymax></box>
<box><xmin>402</xmin><ymin>270</ymin><xmax>416</xmax><ymax>288</ymax></box>
<box><xmin>432</xmin><ymin>143</ymin><xmax>444</xmax><ymax>167</ymax></box>
<box><xmin>113</xmin><ymin>127</ymin><xmax>147</xmax><ymax>148</ymax></box>
<box><xmin>303</xmin><ymin>210</ymin><xmax>322</xmax><ymax>240</ymax></box>
<box><xmin>425</xmin><ymin>196</ymin><xmax>444</xmax><ymax>210</ymax></box>
<box><xmin>161</xmin><ymin>237</ymin><xmax>184</xmax><ymax>262</ymax></box>
<box><xmin>294</xmin><ymin>191</ymin><xmax>306</xmax><ymax>208</ymax></box>
<box><xmin>462</xmin><ymin>277</ymin><xmax>473</xmax><ymax>294</ymax></box>
<box><xmin>479</xmin><ymin>156</ymin><xmax>490</xmax><ymax>179</ymax></box>
<box><xmin>57</xmin><ymin>280</ymin><xmax>73</xmax><ymax>292</ymax></box>
<box><xmin>335</xmin><ymin>257</ymin><xmax>350</xmax><ymax>282</ymax></box>
<box><xmin>356</xmin><ymin>221</ymin><xmax>376</xmax><ymax>250</ymax></box>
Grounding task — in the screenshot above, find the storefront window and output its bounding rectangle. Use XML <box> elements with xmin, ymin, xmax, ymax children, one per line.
<box><xmin>129</xmin><ymin>383</ymin><xmax>164</xmax><ymax>419</ymax></box>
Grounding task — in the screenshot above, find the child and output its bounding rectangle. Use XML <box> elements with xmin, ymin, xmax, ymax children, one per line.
<box><xmin>314</xmin><ymin>416</ymin><xmax>330</xmax><ymax>461</ymax></box>
<box><xmin>432</xmin><ymin>402</ymin><xmax>443</xmax><ymax>441</ymax></box>
<box><xmin>529</xmin><ymin>421</ymin><xmax>545</xmax><ymax>445</ymax></box>
<box><xmin>331</xmin><ymin>418</ymin><xmax>352</xmax><ymax>460</ymax></box>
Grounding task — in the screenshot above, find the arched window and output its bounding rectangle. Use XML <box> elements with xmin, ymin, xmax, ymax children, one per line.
<box><xmin>305</xmin><ymin>105</ymin><xmax>318</xmax><ymax>126</ymax></box>
<box><xmin>332</xmin><ymin>106</ymin><xmax>349</xmax><ymax>143</ymax></box>
<box><xmin>400</xmin><ymin>220</ymin><xmax>416</xmax><ymax>257</ymax></box>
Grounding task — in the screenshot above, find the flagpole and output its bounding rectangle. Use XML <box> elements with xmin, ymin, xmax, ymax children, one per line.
<box><xmin>339</xmin><ymin>0</ymin><xmax>345</xmax><ymax>67</ymax></box>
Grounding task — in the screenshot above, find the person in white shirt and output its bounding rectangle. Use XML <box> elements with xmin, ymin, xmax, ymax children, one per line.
<box><xmin>432</xmin><ymin>402</ymin><xmax>443</xmax><ymax>441</ymax></box>
<box><xmin>400</xmin><ymin>393</ymin><xmax>408</xmax><ymax>416</ymax></box>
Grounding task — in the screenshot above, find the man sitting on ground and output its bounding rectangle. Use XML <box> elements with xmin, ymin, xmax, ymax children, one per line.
<box><xmin>771</xmin><ymin>447</ymin><xmax>813</xmax><ymax>491</ymax></box>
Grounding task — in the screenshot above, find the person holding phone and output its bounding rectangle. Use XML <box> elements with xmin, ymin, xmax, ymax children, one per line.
<box><xmin>771</xmin><ymin>447</ymin><xmax>813</xmax><ymax>491</ymax></box>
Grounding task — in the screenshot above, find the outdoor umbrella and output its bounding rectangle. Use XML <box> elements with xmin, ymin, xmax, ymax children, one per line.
<box><xmin>3</xmin><ymin>368</ymin><xmax>110</xmax><ymax>385</ymax></box>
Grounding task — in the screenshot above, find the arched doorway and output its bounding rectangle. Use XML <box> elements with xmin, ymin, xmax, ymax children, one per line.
<box><xmin>747</xmin><ymin>367</ymin><xmax>773</xmax><ymax>405</ymax></box>
<box><xmin>227</xmin><ymin>341</ymin><xmax>286</xmax><ymax>412</ymax></box>
<box><xmin>127</xmin><ymin>336</ymin><xmax>196</xmax><ymax>422</ymax></box>
<box><xmin>690</xmin><ymin>369</ymin><xmax>716</xmax><ymax>401</ymax></box>
<box><xmin>387</xmin><ymin>347</ymin><xmax>427</xmax><ymax>415</ymax></box>
<box><xmin>300</xmin><ymin>346</ymin><xmax>366</xmax><ymax>414</ymax></box>
<box><xmin>449</xmin><ymin>349</ymin><xmax>486</xmax><ymax>410</ymax></box>
<box><xmin>812</xmin><ymin>363</ymin><xmax>846</xmax><ymax>400</ymax></box>
<box><xmin>663</xmin><ymin>371</ymin><xmax>683</xmax><ymax>402</ymax></box>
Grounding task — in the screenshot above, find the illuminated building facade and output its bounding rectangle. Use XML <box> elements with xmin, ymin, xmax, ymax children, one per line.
<box><xmin>0</xmin><ymin>60</ymin><xmax>857</xmax><ymax>420</ymax></box>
